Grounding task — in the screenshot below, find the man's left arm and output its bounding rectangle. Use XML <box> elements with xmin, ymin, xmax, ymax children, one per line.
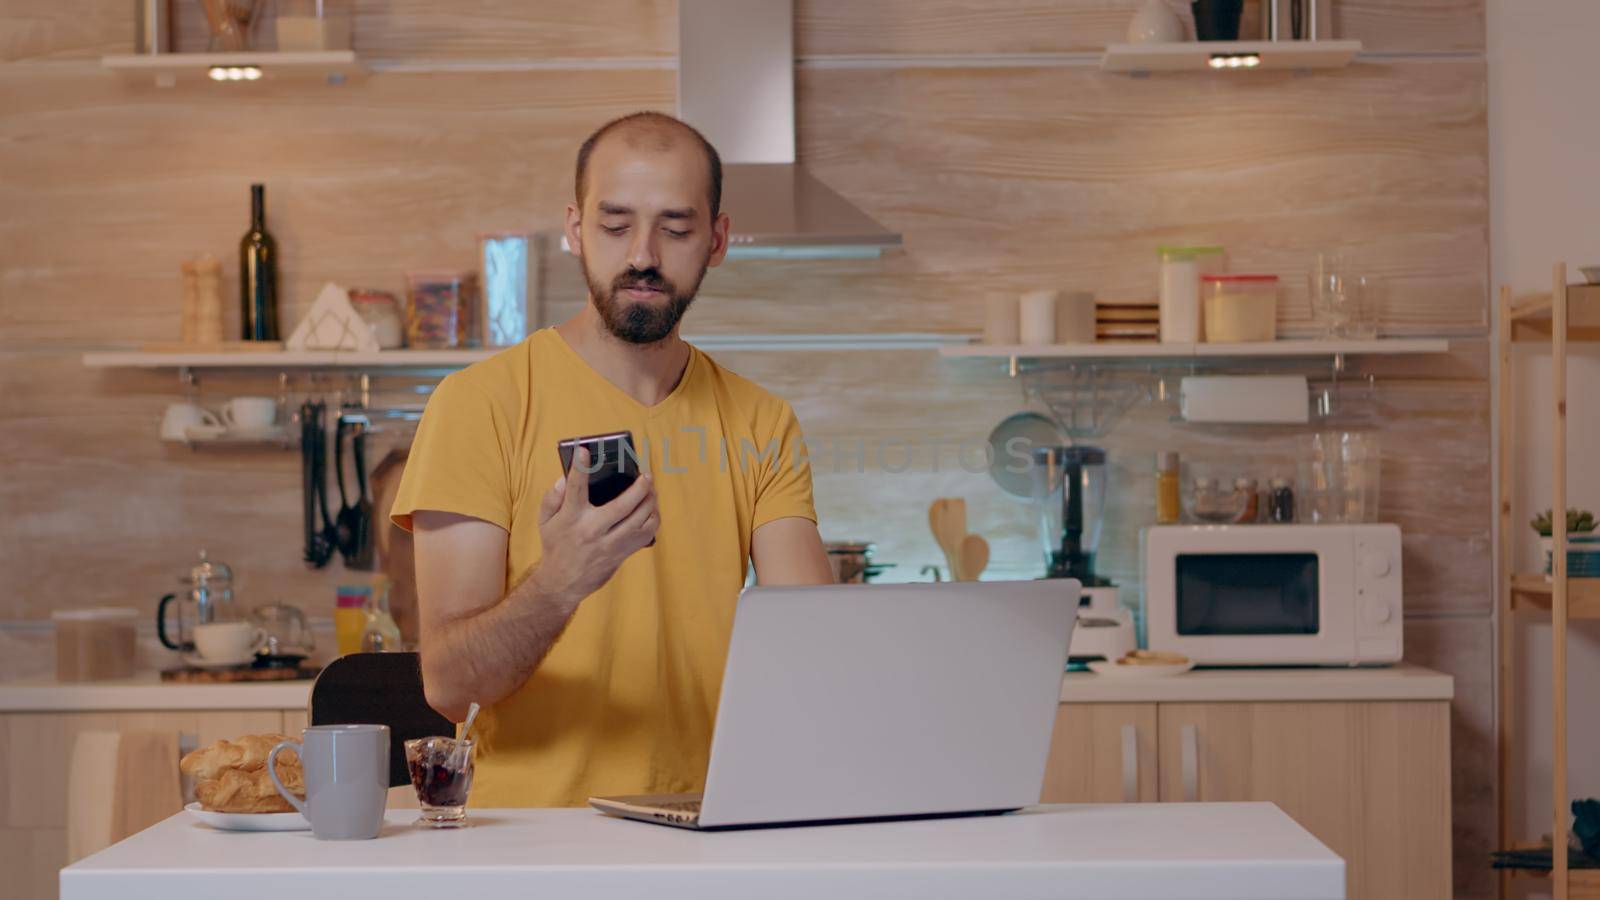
<box><xmin>748</xmin><ymin>399</ymin><xmax>833</xmax><ymax>585</ymax></box>
<box><xmin>751</xmin><ymin>517</ymin><xmax>835</xmax><ymax>585</ymax></box>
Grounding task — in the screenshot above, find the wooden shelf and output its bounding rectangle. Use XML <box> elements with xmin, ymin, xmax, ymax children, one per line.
<box><xmin>1510</xmin><ymin>573</ymin><xmax>1600</xmax><ymax>618</ymax></box>
<box><xmin>1100</xmin><ymin>40</ymin><xmax>1361</xmax><ymax>73</ymax></box>
<box><xmin>940</xmin><ymin>338</ymin><xmax>1449</xmax><ymax>362</ymax></box>
<box><xmin>101</xmin><ymin>51</ymin><xmax>365</xmax><ymax>88</ymax></box>
<box><xmin>1509</xmin><ymin>283</ymin><xmax>1600</xmax><ymax>342</ymax></box>
<box><xmin>82</xmin><ymin>333</ymin><xmax>975</xmax><ymax>370</ymax></box>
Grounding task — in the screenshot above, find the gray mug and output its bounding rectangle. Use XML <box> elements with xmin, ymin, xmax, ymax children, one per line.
<box><xmin>269</xmin><ymin>724</ymin><xmax>390</xmax><ymax>840</ymax></box>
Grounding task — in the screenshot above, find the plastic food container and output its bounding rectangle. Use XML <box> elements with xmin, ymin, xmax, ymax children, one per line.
<box><xmin>405</xmin><ymin>271</ymin><xmax>466</xmax><ymax>349</ymax></box>
<box><xmin>348</xmin><ymin>288</ymin><xmax>404</xmax><ymax>349</ymax></box>
<box><xmin>53</xmin><ymin>608</ymin><xmax>139</xmax><ymax>682</ymax></box>
<box><xmin>1202</xmin><ymin>274</ymin><xmax>1279</xmax><ymax>342</ymax></box>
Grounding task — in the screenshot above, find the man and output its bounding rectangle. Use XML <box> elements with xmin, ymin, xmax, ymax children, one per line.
<box><xmin>390</xmin><ymin>111</ymin><xmax>835</xmax><ymax>808</ymax></box>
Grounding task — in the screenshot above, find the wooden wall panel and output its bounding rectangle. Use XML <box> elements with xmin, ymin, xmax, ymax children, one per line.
<box><xmin>2</xmin><ymin>0</ymin><xmax>1485</xmax><ymax>65</ymax></box>
<box><xmin>0</xmin><ymin>66</ymin><xmax>672</xmax><ymax>346</ymax></box>
<box><xmin>1</xmin><ymin>0</ymin><xmax>676</xmax><ymax>62</ymax></box>
<box><xmin>661</xmin><ymin>60</ymin><xmax>1488</xmax><ymax>337</ymax></box>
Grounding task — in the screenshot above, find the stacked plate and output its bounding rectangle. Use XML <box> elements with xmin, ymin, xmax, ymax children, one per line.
<box><xmin>1095</xmin><ymin>298</ymin><xmax>1160</xmax><ymax>342</ymax></box>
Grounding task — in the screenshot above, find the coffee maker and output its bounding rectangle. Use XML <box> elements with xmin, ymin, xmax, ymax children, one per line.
<box><xmin>156</xmin><ymin>550</ymin><xmax>236</xmax><ymax>653</ymax></box>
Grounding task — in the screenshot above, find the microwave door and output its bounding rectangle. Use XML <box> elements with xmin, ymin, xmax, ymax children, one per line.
<box><xmin>1168</xmin><ymin>550</ymin><xmax>1355</xmax><ymax>665</ymax></box>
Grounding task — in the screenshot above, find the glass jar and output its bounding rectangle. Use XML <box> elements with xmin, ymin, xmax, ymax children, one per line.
<box><xmin>1232</xmin><ymin>477</ymin><xmax>1260</xmax><ymax>523</ymax></box>
<box><xmin>1267</xmin><ymin>477</ymin><xmax>1296</xmax><ymax>523</ymax></box>
<box><xmin>1189</xmin><ymin>476</ymin><xmax>1245</xmax><ymax>523</ymax></box>
<box><xmin>405</xmin><ymin>272</ymin><xmax>465</xmax><ymax>349</ymax></box>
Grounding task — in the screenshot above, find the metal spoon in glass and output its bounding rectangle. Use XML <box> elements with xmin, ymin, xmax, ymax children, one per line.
<box><xmin>451</xmin><ymin>702</ymin><xmax>480</xmax><ymax>769</ymax></box>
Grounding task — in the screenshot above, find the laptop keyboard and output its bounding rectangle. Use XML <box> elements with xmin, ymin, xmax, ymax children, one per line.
<box><xmin>652</xmin><ymin>799</ymin><xmax>703</xmax><ymax>814</ymax></box>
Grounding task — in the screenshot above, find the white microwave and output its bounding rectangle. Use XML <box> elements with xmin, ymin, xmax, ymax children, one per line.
<box><xmin>1142</xmin><ymin>524</ymin><xmax>1403</xmax><ymax>667</ymax></box>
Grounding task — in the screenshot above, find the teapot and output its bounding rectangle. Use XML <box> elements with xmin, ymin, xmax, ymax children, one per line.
<box><xmin>250</xmin><ymin>600</ymin><xmax>315</xmax><ymax>665</ymax></box>
<box><xmin>156</xmin><ymin>550</ymin><xmax>237</xmax><ymax>652</ymax></box>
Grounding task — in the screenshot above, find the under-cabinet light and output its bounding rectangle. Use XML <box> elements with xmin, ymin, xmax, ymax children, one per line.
<box><xmin>208</xmin><ymin>66</ymin><xmax>263</xmax><ymax>81</ymax></box>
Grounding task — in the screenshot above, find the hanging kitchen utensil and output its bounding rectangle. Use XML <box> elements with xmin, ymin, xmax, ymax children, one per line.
<box><xmin>334</xmin><ymin>415</ymin><xmax>360</xmax><ymax>561</ymax></box>
<box><xmin>347</xmin><ymin>425</ymin><xmax>375</xmax><ymax>570</ymax></box>
<box><xmin>300</xmin><ymin>401</ymin><xmax>323</xmax><ymax>566</ymax></box>
<box><xmin>307</xmin><ymin>402</ymin><xmax>338</xmax><ymax>568</ymax></box>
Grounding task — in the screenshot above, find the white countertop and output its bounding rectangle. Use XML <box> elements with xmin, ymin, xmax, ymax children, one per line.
<box><xmin>62</xmin><ymin>803</ymin><xmax>1344</xmax><ymax>900</ymax></box>
<box><xmin>0</xmin><ymin>663</ymin><xmax>1451</xmax><ymax>712</ymax></box>
<box><xmin>1059</xmin><ymin>662</ymin><xmax>1453</xmax><ymax>703</ymax></box>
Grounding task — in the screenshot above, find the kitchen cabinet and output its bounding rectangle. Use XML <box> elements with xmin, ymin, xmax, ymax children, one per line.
<box><xmin>1</xmin><ymin>709</ymin><xmax>299</xmax><ymax>900</ymax></box>
<box><xmin>1042</xmin><ymin>697</ymin><xmax>1451</xmax><ymax>900</ymax></box>
<box><xmin>1040</xmin><ymin>703</ymin><xmax>1158</xmax><ymax>803</ymax></box>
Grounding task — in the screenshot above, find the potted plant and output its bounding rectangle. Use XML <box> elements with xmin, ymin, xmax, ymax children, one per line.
<box><xmin>1532</xmin><ymin>508</ymin><xmax>1598</xmax><ymax>575</ymax></box>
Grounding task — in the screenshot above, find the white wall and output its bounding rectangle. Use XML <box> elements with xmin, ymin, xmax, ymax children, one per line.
<box><xmin>1488</xmin><ymin>0</ymin><xmax>1600</xmax><ymax>888</ymax></box>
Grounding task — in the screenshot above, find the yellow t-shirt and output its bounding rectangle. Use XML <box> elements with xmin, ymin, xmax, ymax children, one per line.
<box><xmin>390</xmin><ymin>328</ymin><xmax>816</xmax><ymax>807</ymax></box>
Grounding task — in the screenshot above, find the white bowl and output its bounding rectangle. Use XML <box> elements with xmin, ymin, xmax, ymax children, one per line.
<box><xmin>1580</xmin><ymin>266</ymin><xmax>1600</xmax><ymax>285</ymax></box>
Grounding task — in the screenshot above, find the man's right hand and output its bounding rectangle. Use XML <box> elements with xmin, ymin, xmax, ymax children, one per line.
<box><xmin>531</xmin><ymin>446</ymin><xmax>659</xmax><ymax>605</ymax></box>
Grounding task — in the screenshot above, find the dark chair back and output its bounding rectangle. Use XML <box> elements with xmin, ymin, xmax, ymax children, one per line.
<box><xmin>309</xmin><ymin>652</ymin><xmax>454</xmax><ymax>787</ymax></box>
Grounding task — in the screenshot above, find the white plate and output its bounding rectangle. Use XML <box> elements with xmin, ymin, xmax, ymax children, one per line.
<box><xmin>185</xmin><ymin>802</ymin><xmax>308</xmax><ymax>832</ymax></box>
<box><xmin>181</xmin><ymin>651</ymin><xmax>257</xmax><ymax>669</ymax></box>
<box><xmin>1087</xmin><ymin>660</ymin><xmax>1195</xmax><ymax>679</ymax></box>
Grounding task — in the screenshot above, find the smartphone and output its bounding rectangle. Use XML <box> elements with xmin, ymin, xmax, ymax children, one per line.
<box><xmin>557</xmin><ymin>431</ymin><xmax>640</xmax><ymax>507</ymax></box>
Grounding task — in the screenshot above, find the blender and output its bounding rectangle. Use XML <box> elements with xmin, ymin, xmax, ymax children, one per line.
<box><xmin>1030</xmin><ymin>445</ymin><xmax>1110</xmax><ymax>586</ymax></box>
<box><xmin>1030</xmin><ymin>445</ymin><xmax>1132</xmax><ymax>666</ymax></box>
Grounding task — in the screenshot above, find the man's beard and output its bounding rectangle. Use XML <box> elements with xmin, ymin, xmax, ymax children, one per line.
<box><xmin>583</xmin><ymin>257</ymin><xmax>708</xmax><ymax>345</ymax></box>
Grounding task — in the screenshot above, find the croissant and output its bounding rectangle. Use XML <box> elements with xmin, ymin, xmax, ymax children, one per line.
<box><xmin>195</xmin><ymin>766</ymin><xmax>301</xmax><ymax>814</ymax></box>
<box><xmin>181</xmin><ymin>733</ymin><xmax>299</xmax><ymax>782</ymax></box>
<box><xmin>182</xmin><ymin>733</ymin><xmax>305</xmax><ymax>814</ymax></box>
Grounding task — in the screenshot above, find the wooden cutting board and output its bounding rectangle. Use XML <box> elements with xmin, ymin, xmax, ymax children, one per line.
<box><xmin>160</xmin><ymin>664</ymin><xmax>320</xmax><ymax>683</ymax></box>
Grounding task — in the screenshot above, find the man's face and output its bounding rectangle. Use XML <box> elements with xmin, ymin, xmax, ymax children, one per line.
<box><xmin>565</xmin><ymin>134</ymin><xmax>730</xmax><ymax>344</ymax></box>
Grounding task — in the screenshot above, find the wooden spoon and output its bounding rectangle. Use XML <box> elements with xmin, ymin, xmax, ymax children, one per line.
<box><xmin>928</xmin><ymin>498</ymin><xmax>968</xmax><ymax>580</ymax></box>
<box><xmin>958</xmin><ymin>534</ymin><xmax>990</xmax><ymax>582</ymax></box>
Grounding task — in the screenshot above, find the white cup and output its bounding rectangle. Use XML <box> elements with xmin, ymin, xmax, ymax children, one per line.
<box><xmin>193</xmin><ymin>621</ymin><xmax>264</xmax><ymax>661</ymax></box>
<box><xmin>161</xmin><ymin>403</ymin><xmax>221</xmax><ymax>441</ymax></box>
<box><xmin>222</xmin><ymin>397</ymin><xmax>277</xmax><ymax>431</ymax></box>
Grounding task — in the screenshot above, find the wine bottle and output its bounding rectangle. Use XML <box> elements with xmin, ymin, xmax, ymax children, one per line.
<box><xmin>240</xmin><ymin>183</ymin><xmax>279</xmax><ymax>341</ymax></box>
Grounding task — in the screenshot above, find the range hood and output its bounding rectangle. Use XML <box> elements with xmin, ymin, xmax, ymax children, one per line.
<box><xmin>677</xmin><ymin>0</ymin><xmax>903</xmax><ymax>260</ymax></box>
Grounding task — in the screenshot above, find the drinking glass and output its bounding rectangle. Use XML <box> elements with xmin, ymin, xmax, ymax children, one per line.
<box><xmin>1298</xmin><ymin>432</ymin><xmax>1381</xmax><ymax>523</ymax></box>
<box><xmin>405</xmin><ymin>736</ymin><xmax>475</xmax><ymax>828</ymax></box>
<box><xmin>1308</xmin><ymin>253</ymin><xmax>1378</xmax><ymax>339</ymax></box>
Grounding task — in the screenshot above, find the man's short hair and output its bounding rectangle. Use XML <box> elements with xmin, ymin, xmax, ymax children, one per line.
<box><xmin>574</xmin><ymin>112</ymin><xmax>723</xmax><ymax>219</ymax></box>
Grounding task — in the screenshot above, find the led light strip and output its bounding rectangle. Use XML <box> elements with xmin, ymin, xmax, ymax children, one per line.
<box><xmin>1207</xmin><ymin>53</ymin><xmax>1262</xmax><ymax>69</ymax></box>
<box><xmin>207</xmin><ymin>65</ymin><xmax>263</xmax><ymax>81</ymax></box>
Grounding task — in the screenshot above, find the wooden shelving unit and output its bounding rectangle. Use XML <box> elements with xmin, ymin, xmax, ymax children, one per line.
<box><xmin>1496</xmin><ymin>264</ymin><xmax>1600</xmax><ymax>900</ymax></box>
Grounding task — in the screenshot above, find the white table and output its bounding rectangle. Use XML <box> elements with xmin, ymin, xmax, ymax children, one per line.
<box><xmin>62</xmin><ymin>802</ymin><xmax>1343</xmax><ymax>900</ymax></box>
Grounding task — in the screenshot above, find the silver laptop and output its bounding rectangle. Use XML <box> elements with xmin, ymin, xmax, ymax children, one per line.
<box><xmin>589</xmin><ymin>579</ymin><xmax>1078</xmax><ymax>829</ymax></box>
